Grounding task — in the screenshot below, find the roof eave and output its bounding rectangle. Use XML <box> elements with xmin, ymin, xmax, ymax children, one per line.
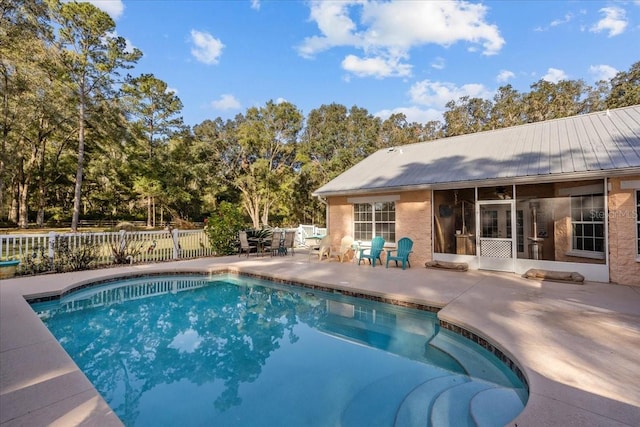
<box><xmin>313</xmin><ymin>168</ymin><xmax>640</xmax><ymax>198</ymax></box>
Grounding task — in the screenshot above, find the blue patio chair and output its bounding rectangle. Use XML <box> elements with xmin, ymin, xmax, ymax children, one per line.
<box><xmin>386</xmin><ymin>237</ymin><xmax>413</xmax><ymax>269</ymax></box>
<box><xmin>358</xmin><ymin>236</ymin><xmax>385</xmax><ymax>267</ymax></box>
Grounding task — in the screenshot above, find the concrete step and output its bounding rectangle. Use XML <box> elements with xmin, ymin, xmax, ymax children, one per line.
<box><xmin>394</xmin><ymin>374</ymin><xmax>469</xmax><ymax>427</ymax></box>
<box><xmin>430</xmin><ymin>381</ymin><xmax>494</xmax><ymax>427</ymax></box>
<box><xmin>428</xmin><ymin>330</ymin><xmax>514</xmax><ymax>387</ymax></box>
<box><xmin>340</xmin><ymin>367</ymin><xmax>435</xmax><ymax>427</ymax></box>
<box><xmin>470</xmin><ymin>387</ymin><xmax>528</xmax><ymax>427</ymax></box>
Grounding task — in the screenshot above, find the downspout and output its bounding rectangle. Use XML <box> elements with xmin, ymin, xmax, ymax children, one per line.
<box><xmin>316</xmin><ymin>196</ymin><xmax>329</xmax><ymax>232</ymax></box>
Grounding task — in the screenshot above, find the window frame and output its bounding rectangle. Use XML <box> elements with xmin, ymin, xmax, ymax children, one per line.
<box><xmin>568</xmin><ymin>193</ymin><xmax>605</xmax><ymax>259</ymax></box>
<box><xmin>349</xmin><ymin>196</ymin><xmax>398</xmax><ymax>245</ymax></box>
<box><xmin>559</xmin><ymin>182</ymin><xmax>606</xmax><ymax>260</ymax></box>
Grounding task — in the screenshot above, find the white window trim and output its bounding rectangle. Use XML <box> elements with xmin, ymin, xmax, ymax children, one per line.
<box><xmin>566</xmin><ymin>249</ymin><xmax>605</xmax><ymax>260</ymax></box>
<box><xmin>563</xmin><ymin>184</ymin><xmax>606</xmax><ymax>258</ymax></box>
<box><xmin>352</xmin><ymin>199</ymin><xmax>397</xmax><ymax>245</ymax></box>
<box><xmin>348</xmin><ymin>195</ymin><xmax>400</xmax><ymax>204</ymax></box>
<box><xmin>620</xmin><ymin>180</ymin><xmax>640</xmax><ymax>190</ymax></box>
<box><xmin>558</xmin><ymin>183</ymin><xmax>604</xmax><ymax>197</ymax></box>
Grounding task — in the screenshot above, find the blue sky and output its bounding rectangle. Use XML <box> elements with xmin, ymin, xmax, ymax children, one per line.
<box><xmin>89</xmin><ymin>0</ymin><xmax>638</xmax><ymax>127</ymax></box>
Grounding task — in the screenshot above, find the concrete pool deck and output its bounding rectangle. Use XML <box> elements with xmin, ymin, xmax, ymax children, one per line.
<box><xmin>1</xmin><ymin>253</ymin><xmax>639</xmax><ymax>426</ymax></box>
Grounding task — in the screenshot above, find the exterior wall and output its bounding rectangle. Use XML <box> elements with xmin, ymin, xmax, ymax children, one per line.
<box><xmin>608</xmin><ymin>176</ymin><xmax>640</xmax><ymax>286</ymax></box>
<box><xmin>395</xmin><ymin>190</ymin><xmax>432</xmax><ymax>265</ymax></box>
<box><xmin>326</xmin><ymin>175</ymin><xmax>640</xmax><ymax>285</ymax></box>
<box><xmin>326</xmin><ymin>190</ymin><xmax>432</xmax><ymax>266</ymax></box>
<box><xmin>327</xmin><ymin>196</ymin><xmax>352</xmax><ymax>250</ymax></box>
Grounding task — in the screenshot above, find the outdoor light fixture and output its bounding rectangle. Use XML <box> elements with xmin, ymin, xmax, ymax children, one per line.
<box><xmin>495</xmin><ymin>186</ymin><xmax>511</xmax><ymax>199</ymax></box>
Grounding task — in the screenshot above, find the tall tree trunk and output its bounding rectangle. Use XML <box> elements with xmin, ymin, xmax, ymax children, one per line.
<box><xmin>0</xmin><ymin>70</ymin><xmax>9</xmax><ymax>221</ymax></box>
<box><xmin>147</xmin><ymin>196</ymin><xmax>152</xmax><ymax>227</ymax></box>
<box><xmin>9</xmin><ymin>178</ymin><xmax>18</xmax><ymax>223</ymax></box>
<box><xmin>18</xmin><ymin>176</ymin><xmax>29</xmax><ymax>228</ymax></box>
<box><xmin>71</xmin><ymin>91</ymin><xmax>85</xmax><ymax>232</ymax></box>
<box><xmin>36</xmin><ymin>139</ymin><xmax>47</xmax><ymax>227</ymax></box>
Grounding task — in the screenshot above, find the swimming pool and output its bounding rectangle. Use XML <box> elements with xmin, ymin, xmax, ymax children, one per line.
<box><xmin>31</xmin><ymin>273</ymin><xmax>527</xmax><ymax>426</ymax></box>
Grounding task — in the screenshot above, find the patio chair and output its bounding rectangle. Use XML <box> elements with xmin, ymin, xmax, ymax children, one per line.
<box><xmin>332</xmin><ymin>235</ymin><xmax>354</xmax><ymax>262</ymax></box>
<box><xmin>385</xmin><ymin>237</ymin><xmax>413</xmax><ymax>269</ymax></box>
<box><xmin>358</xmin><ymin>236</ymin><xmax>385</xmax><ymax>267</ymax></box>
<box><xmin>282</xmin><ymin>230</ymin><xmax>296</xmax><ymax>256</ymax></box>
<box><xmin>263</xmin><ymin>230</ymin><xmax>283</xmax><ymax>256</ymax></box>
<box><xmin>309</xmin><ymin>235</ymin><xmax>332</xmax><ymax>261</ymax></box>
<box><xmin>238</xmin><ymin>230</ymin><xmax>257</xmax><ymax>256</ymax></box>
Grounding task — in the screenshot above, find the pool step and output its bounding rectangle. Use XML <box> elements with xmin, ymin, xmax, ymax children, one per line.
<box><xmin>340</xmin><ymin>367</ymin><xmax>436</xmax><ymax>427</ymax></box>
<box><xmin>429</xmin><ymin>381</ymin><xmax>495</xmax><ymax>427</ymax></box>
<box><xmin>428</xmin><ymin>330</ymin><xmax>514</xmax><ymax>387</ymax></box>
<box><xmin>470</xmin><ymin>387</ymin><xmax>528</xmax><ymax>427</ymax></box>
<box><xmin>394</xmin><ymin>374</ymin><xmax>469</xmax><ymax>426</ymax></box>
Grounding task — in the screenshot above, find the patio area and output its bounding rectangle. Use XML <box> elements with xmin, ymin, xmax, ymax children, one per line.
<box><xmin>1</xmin><ymin>252</ymin><xmax>639</xmax><ymax>426</ymax></box>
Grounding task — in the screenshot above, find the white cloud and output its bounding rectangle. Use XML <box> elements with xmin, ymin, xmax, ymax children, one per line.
<box><xmin>251</xmin><ymin>0</ymin><xmax>260</xmax><ymax>10</ymax></box>
<box><xmin>342</xmin><ymin>54</ymin><xmax>412</xmax><ymax>78</ymax></box>
<box><xmin>542</xmin><ymin>68</ymin><xmax>568</xmax><ymax>83</ymax></box>
<box><xmin>496</xmin><ymin>69</ymin><xmax>515</xmax><ymax>83</ymax></box>
<box><xmin>589</xmin><ymin>64</ymin><xmax>618</xmax><ymax>82</ymax></box>
<box><xmin>409</xmin><ymin>80</ymin><xmax>493</xmax><ymax>110</ymax></box>
<box><xmin>431</xmin><ymin>57</ymin><xmax>446</xmax><ymax>70</ymax></box>
<box><xmin>166</xmin><ymin>87</ymin><xmax>179</xmax><ymax>95</ymax></box>
<box><xmin>190</xmin><ymin>30</ymin><xmax>224</xmax><ymax>65</ymax></box>
<box><xmin>298</xmin><ymin>1</ymin><xmax>504</xmax><ymax>78</ymax></box>
<box><xmin>590</xmin><ymin>7</ymin><xmax>628</xmax><ymax>37</ymax></box>
<box><xmin>211</xmin><ymin>94</ymin><xmax>241</xmax><ymax>110</ymax></box>
<box><xmin>84</xmin><ymin>0</ymin><xmax>125</xmax><ymax>19</ymax></box>
<box><xmin>375</xmin><ymin>106</ymin><xmax>442</xmax><ymax>124</ymax></box>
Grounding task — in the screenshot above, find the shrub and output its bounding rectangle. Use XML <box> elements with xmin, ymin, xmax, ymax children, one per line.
<box><xmin>204</xmin><ymin>202</ymin><xmax>246</xmax><ymax>255</ymax></box>
<box><xmin>52</xmin><ymin>235</ymin><xmax>99</xmax><ymax>272</ymax></box>
<box><xmin>110</xmin><ymin>235</ymin><xmax>144</xmax><ymax>264</ymax></box>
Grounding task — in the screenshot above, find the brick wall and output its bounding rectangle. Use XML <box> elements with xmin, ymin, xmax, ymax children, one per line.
<box><xmin>608</xmin><ymin>176</ymin><xmax>640</xmax><ymax>286</ymax></box>
<box><xmin>326</xmin><ymin>190</ymin><xmax>432</xmax><ymax>266</ymax></box>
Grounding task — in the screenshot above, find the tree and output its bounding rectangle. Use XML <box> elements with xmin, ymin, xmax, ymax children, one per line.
<box><xmin>377</xmin><ymin>113</ymin><xmax>418</xmax><ymax>149</ymax></box>
<box><xmin>120</xmin><ymin>74</ymin><xmax>184</xmax><ymax>227</ymax></box>
<box><xmin>51</xmin><ymin>0</ymin><xmax>141</xmax><ymax>231</ymax></box>
<box><xmin>489</xmin><ymin>85</ymin><xmax>524</xmax><ymax>130</ymax></box>
<box><xmin>0</xmin><ymin>0</ymin><xmax>56</xmax><ymax>225</ymax></box>
<box><xmin>606</xmin><ymin>61</ymin><xmax>640</xmax><ymax>108</ymax></box>
<box><xmin>523</xmin><ymin>79</ymin><xmax>588</xmax><ymax>123</ymax></box>
<box><xmin>443</xmin><ymin>96</ymin><xmax>492</xmax><ymax>137</ymax></box>
<box><xmin>195</xmin><ymin>101</ymin><xmax>302</xmax><ymax>228</ymax></box>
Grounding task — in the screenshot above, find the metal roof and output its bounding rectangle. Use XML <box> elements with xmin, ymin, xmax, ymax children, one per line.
<box><xmin>313</xmin><ymin>105</ymin><xmax>640</xmax><ymax>196</ymax></box>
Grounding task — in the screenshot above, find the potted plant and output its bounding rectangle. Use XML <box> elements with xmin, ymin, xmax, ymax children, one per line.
<box><xmin>0</xmin><ymin>259</ymin><xmax>20</xmax><ymax>279</ymax></box>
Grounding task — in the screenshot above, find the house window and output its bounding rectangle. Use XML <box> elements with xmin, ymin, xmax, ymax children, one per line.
<box><xmin>571</xmin><ymin>193</ymin><xmax>604</xmax><ymax>254</ymax></box>
<box><xmin>353</xmin><ymin>202</ymin><xmax>395</xmax><ymax>243</ymax></box>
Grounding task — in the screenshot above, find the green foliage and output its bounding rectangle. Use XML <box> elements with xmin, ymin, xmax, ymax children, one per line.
<box><xmin>52</xmin><ymin>235</ymin><xmax>99</xmax><ymax>272</ymax></box>
<box><xmin>204</xmin><ymin>202</ymin><xmax>246</xmax><ymax>255</ymax></box>
<box><xmin>110</xmin><ymin>236</ymin><xmax>144</xmax><ymax>264</ymax></box>
<box><xmin>20</xmin><ymin>245</ymin><xmax>52</xmax><ymax>275</ymax></box>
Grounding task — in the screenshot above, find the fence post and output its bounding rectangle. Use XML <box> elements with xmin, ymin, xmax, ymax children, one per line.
<box><xmin>48</xmin><ymin>231</ymin><xmax>56</xmax><ymax>265</ymax></box>
<box><xmin>172</xmin><ymin>229</ymin><xmax>180</xmax><ymax>259</ymax></box>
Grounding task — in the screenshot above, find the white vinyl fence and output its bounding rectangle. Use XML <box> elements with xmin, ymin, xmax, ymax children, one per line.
<box><xmin>296</xmin><ymin>224</ymin><xmax>327</xmax><ymax>246</ymax></box>
<box><xmin>1</xmin><ymin>229</ymin><xmax>212</xmax><ymax>275</ymax></box>
<box><xmin>1</xmin><ymin>224</ymin><xmax>327</xmax><ymax>276</ymax></box>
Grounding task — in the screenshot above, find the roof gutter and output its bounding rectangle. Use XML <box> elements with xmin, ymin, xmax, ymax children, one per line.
<box><xmin>313</xmin><ymin>168</ymin><xmax>640</xmax><ymax>198</ymax></box>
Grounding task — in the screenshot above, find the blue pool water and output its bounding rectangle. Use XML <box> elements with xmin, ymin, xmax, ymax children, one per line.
<box><xmin>31</xmin><ymin>274</ymin><xmax>527</xmax><ymax>426</ymax></box>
